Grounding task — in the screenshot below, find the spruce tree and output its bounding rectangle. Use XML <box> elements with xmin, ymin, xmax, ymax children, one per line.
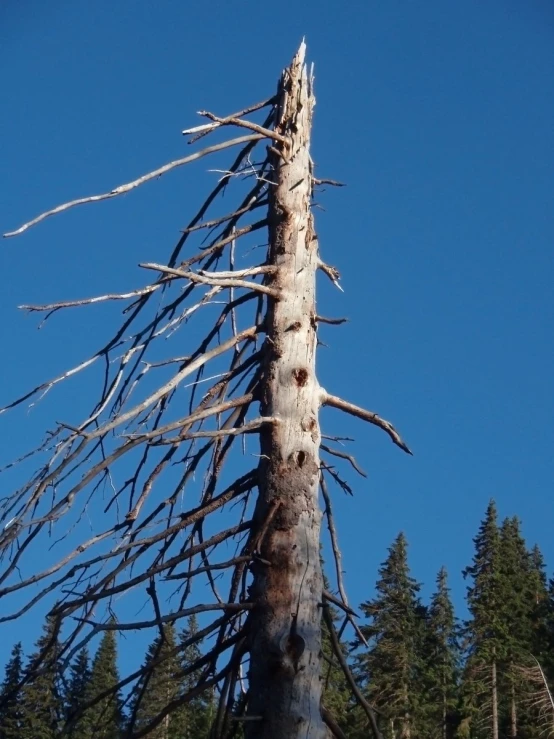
<box><xmin>498</xmin><ymin>516</ymin><xmax>536</xmax><ymax>738</ymax></box>
<box><xmin>65</xmin><ymin>648</ymin><xmax>91</xmax><ymax>739</ymax></box>
<box><xmin>0</xmin><ymin>642</ymin><xmax>24</xmax><ymax>739</ymax></box>
<box><xmin>128</xmin><ymin>624</ymin><xmax>184</xmax><ymax>739</ymax></box>
<box><xmin>356</xmin><ymin>532</ymin><xmax>424</xmax><ymax>739</ymax></box>
<box><xmin>421</xmin><ymin>567</ymin><xmax>460</xmax><ymax>739</ymax></box>
<box><xmin>461</xmin><ymin>500</ymin><xmax>505</xmax><ymax>739</ymax></box>
<box><xmin>19</xmin><ymin>615</ymin><xmax>63</xmax><ymax>739</ymax></box>
<box><xmin>178</xmin><ymin>616</ymin><xmax>213</xmax><ymax>738</ymax></box>
<box><xmin>85</xmin><ymin>629</ymin><xmax>124</xmax><ymax>739</ymax></box>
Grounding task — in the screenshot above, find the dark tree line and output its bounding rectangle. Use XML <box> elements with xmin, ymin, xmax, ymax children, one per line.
<box><xmin>1</xmin><ymin>499</ymin><xmax>553</xmax><ymax>739</ymax></box>
<box><xmin>0</xmin><ymin>616</ymin><xmax>213</xmax><ymax>739</ymax></box>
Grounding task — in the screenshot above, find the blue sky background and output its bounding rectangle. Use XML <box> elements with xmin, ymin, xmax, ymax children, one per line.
<box><xmin>1</xmin><ymin>0</ymin><xmax>553</xmax><ymax>674</ymax></box>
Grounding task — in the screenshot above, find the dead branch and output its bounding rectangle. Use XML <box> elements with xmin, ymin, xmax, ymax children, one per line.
<box><xmin>321</xmin><ymin>705</ymin><xmax>348</xmax><ymax>739</ymax></box>
<box><xmin>322</xmin><ymin>590</ymin><xmax>358</xmax><ymax>618</ymax></box>
<box><xmin>321</xmin><ymin>443</ymin><xmax>367</xmax><ymax>477</ymax></box>
<box><xmin>182</xmin><ymin>95</ymin><xmax>276</xmax><ymax>139</ymax></box>
<box><xmin>199</xmin><ymin>110</ymin><xmax>289</xmax><ymax>145</ymax></box>
<box><xmin>322</xmin><ymin>605</ymin><xmax>383</xmax><ymax>739</ymax></box>
<box><xmin>315</xmin><ymin>315</ymin><xmax>348</xmax><ymax>325</ymax></box>
<box><xmin>139</xmin><ymin>262</ymin><xmax>281</xmax><ymax>298</ymax></box>
<box><xmin>321</xmin><ymin>392</ymin><xmax>412</xmax><ymax>454</ymax></box>
<box><xmin>4</xmin><ymin>134</ymin><xmax>263</xmax><ymax>237</ymax></box>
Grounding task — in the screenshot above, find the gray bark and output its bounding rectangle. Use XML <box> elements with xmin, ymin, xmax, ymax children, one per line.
<box><xmin>245</xmin><ymin>43</ymin><xmax>328</xmax><ymax>738</ymax></box>
<box><xmin>492</xmin><ymin>660</ymin><xmax>499</xmax><ymax>739</ymax></box>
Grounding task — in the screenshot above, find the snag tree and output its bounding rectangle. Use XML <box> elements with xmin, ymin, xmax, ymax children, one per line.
<box><xmin>1</xmin><ymin>42</ymin><xmax>410</xmax><ymax>738</ymax></box>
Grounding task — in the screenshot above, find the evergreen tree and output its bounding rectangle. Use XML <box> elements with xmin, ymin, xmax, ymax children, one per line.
<box><xmin>0</xmin><ymin>642</ymin><xmax>24</xmax><ymax>739</ymax></box>
<box><xmin>421</xmin><ymin>567</ymin><xmax>460</xmax><ymax>739</ymax></box>
<box><xmin>178</xmin><ymin>615</ymin><xmax>213</xmax><ymax>738</ymax></box>
<box><xmin>85</xmin><ymin>629</ymin><xmax>124</xmax><ymax>739</ymax></box>
<box><xmin>19</xmin><ymin>615</ymin><xmax>63</xmax><ymax>739</ymax></box>
<box><xmin>497</xmin><ymin>516</ymin><xmax>538</xmax><ymax>738</ymax></box>
<box><xmin>65</xmin><ymin>648</ymin><xmax>91</xmax><ymax>739</ymax></box>
<box><xmin>128</xmin><ymin>624</ymin><xmax>184</xmax><ymax>739</ymax></box>
<box><xmin>356</xmin><ymin>532</ymin><xmax>425</xmax><ymax>739</ymax></box>
<box><xmin>461</xmin><ymin>500</ymin><xmax>505</xmax><ymax>739</ymax></box>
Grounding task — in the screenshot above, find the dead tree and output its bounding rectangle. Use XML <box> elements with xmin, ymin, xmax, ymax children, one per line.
<box><xmin>1</xmin><ymin>42</ymin><xmax>409</xmax><ymax>738</ymax></box>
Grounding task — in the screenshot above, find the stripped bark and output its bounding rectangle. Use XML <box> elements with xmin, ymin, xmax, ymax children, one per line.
<box><xmin>246</xmin><ymin>44</ymin><xmax>327</xmax><ymax>738</ymax></box>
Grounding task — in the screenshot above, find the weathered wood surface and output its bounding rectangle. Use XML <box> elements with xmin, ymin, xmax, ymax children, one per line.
<box><xmin>246</xmin><ymin>42</ymin><xmax>329</xmax><ymax>738</ymax></box>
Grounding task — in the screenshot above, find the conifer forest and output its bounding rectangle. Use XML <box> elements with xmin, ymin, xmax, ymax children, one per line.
<box><xmin>0</xmin><ymin>34</ymin><xmax>551</xmax><ymax>739</ymax></box>
<box><xmin>1</xmin><ymin>500</ymin><xmax>554</xmax><ymax>738</ymax></box>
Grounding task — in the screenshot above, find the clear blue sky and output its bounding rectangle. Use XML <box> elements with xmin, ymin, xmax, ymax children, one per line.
<box><xmin>1</xmin><ymin>0</ymin><xmax>553</xmax><ymax>674</ymax></box>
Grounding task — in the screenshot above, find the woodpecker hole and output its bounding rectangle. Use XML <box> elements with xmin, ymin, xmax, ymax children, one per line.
<box><xmin>292</xmin><ymin>367</ymin><xmax>308</xmax><ymax>387</ymax></box>
<box><xmin>296</xmin><ymin>451</ymin><xmax>306</xmax><ymax>468</ymax></box>
<box><xmin>286</xmin><ymin>321</ymin><xmax>302</xmax><ymax>332</ymax></box>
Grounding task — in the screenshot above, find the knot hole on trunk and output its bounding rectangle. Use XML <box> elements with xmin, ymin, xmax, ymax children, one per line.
<box><xmin>292</xmin><ymin>367</ymin><xmax>308</xmax><ymax>387</ymax></box>
<box><xmin>291</xmin><ymin>450</ymin><xmax>308</xmax><ymax>469</ymax></box>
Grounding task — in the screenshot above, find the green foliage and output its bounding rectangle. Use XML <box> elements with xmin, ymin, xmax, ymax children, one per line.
<box><xmin>420</xmin><ymin>567</ymin><xmax>460</xmax><ymax>739</ymax></box>
<box><xmin>0</xmin><ymin>642</ymin><xmax>24</xmax><ymax>739</ymax></box>
<box><xmin>19</xmin><ymin>615</ymin><xmax>64</xmax><ymax>739</ymax></box>
<box><xmin>65</xmin><ymin>649</ymin><xmax>91</xmax><ymax>739</ymax></box>
<box><xmin>356</xmin><ymin>532</ymin><xmax>425</xmax><ymax>738</ymax></box>
<box><xmin>85</xmin><ymin>629</ymin><xmax>124</xmax><ymax>739</ymax></box>
<box><xmin>178</xmin><ymin>616</ymin><xmax>214</xmax><ymax>739</ymax></box>
<box><xmin>1</xmin><ymin>501</ymin><xmax>553</xmax><ymax>739</ymax></box>
<box><xmin>128</xmin><ymin>624</ymin><xmax>186</xmax><ymax>739</ymax></box>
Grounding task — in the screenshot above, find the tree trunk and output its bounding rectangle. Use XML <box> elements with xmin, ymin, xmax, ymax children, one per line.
<box><xmin>442</xmin><ymin>672</ymin><xmax>447</xmax><ymax>739</ymax></box>
<box><xmin>245</xmin><ymin>42</ymin><xmax>328</xmax><ymax>738</ymax></box>
<box><xmin>492</xmin><ymin>660</ymin><xmax>499</xmax><ymax>739</ymax></box>
<box><xmin>510</xmin><ymin>674</ymin><xmax>517</xmax><ymax>738</ymax></box>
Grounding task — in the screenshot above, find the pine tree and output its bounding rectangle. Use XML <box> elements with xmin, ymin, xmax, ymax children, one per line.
<box><xmin>85</xmin><ymin>629</ymin><xmax>124</xmax><ymax>739</ymax></box>
<box><xmin>19</xmin><ymin>615</ymin><xmax>63</xmax><ymax>739</ymax></box>
<box><xmin>356</xmin><ymin>532</ymin><xmax>425</xmax><ymax>739</ymax></box>
<box><xmin>178</xmin><ymin>615</ymin><xmax>213</xmax><ymax>739</ymax></box>
<box><xmin>65</xmin><ymin>648</ymin><xmax>91</xmax><ymax>739</ymax></box>
<box><xmin>461</xmin><ymin>500</ymin><xmax>505</xmax><ymax>739</ymax></box>
<box><xmin>497</xmin><ymin>516</ymin><xmax>536</xmax><ymax>738</ymax></box>
<box><xmin>421</xmin><ymin>567</ymin><xmax>460</xmax><ymax>739</ymax></box>
<box><xmin>0</xmin><ymin>642</ymin><xmax>24</xmax><ymax>739</ymax></box>
<box><xmin>128</xmin><ymin>624</ymin><xmax>184</xmax><ymax>739</ymax></box>
<box><xmin>515</xmin><ymin>544</ymin><xmax>550</xmax><ymax>739</ymax></box>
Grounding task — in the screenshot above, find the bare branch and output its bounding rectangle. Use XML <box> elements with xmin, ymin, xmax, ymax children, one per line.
<box><xmin>322</xmin><ymin>590</ymin><xmax>358</xmax><ymax>618</ymax></box>
<box><xmin>199</xmin><ymin>110</ymin><xmax>289</xmax><ymax>145</ymax></box>
<box><xmin>76</xmin><ymin>602</ymin><xmax>253</xmax><ymax>631</ymax></box>
<box><xmin>139</xmin><ymin>262</ymin><xmax>280</xmax><ymax>298</ymax></box>
<box><xmin>321</xmin><ymin>605</ymin><xmax>383</xmax><ymax>739</ymax></box>
<box><xmin>181</xmin><ymin>95</ymin><xmax>276</xmax><ymax>139</ymax></box>
<box><xmin>315</xmin><ymin>315</ymin><xmax>348</xmax><ymax>325</ymax></box>
<box><xmin>321</xmin><ymin>392</ymin><xmax>412</xmax><ymax>455</ymax></box>
<box><xmin>321</xmin><ymin>443</ymin><xmax>367</xmax><ymax>477</ymax></box>
<box><xmin>317</xmin><ymin>258</ymin><xmax>343</xmax><ymax>292</ymax></box>
<box><xmin>19</xmin><ymin>284</ymin><xmax>163</xmax><ymax>313</ymax></box>
<box><xmin>4</xmin><ymin>134</ymin><xmax>263</xmax><ymax>237</ymax></box>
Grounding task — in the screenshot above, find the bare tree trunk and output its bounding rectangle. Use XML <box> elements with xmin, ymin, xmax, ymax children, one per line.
<box><xmin>510</xmin><ymin>674</ymin><xmax>517</xmax><ymax>738</ymax></box>
<box><xmin>442</xmin><ymin>674</ymin><xmax>447</xmax><ymax>739</ymax></box>
<box><xmin>492</xmin><ymin>659</ymin><xmax>499</xmax><ymax>739</ymax></box>
<box><xmin>245</xmin><ymin>43</ymin><xmax>327</xmax><ymax>738</ymax></box>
